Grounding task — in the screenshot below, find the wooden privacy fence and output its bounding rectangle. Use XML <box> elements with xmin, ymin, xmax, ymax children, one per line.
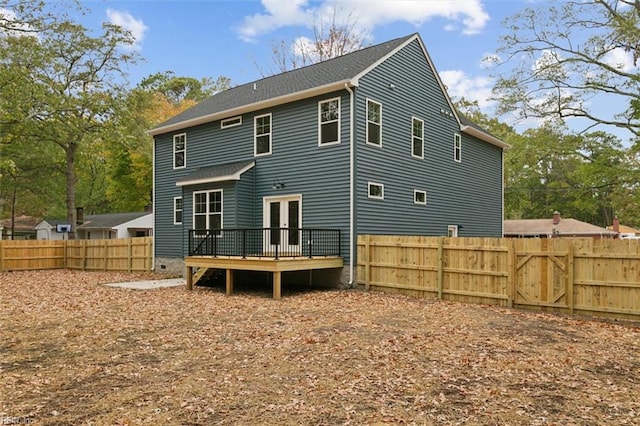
<box><xmin>0</xmin><ymin>237</ymin><xmax>153</xmax><ymax>272</ymax></box>
<box><xmin>358</xmin><ymin>235</ymin><xmax>640</xmax><ymax>321</ymax></box>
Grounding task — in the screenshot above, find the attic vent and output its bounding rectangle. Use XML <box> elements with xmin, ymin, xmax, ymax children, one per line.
<box><xmin>253</xmin><ymin>83</ymin><xmax>257</xmax><ymax>91</ymax></box>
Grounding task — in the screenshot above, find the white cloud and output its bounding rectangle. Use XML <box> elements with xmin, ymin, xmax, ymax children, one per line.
<box><xmin>0</xmin><ymin>7</ymin><xmax>36</xmax><ymax>36</ymax></box>
<box><xmin>237</xmin><ymin>0</ymin><xmax>489</xmax><ymax>41</ymax></box>
<box><xmin>602</xmin><ymin>47</ymin><xmax>637</xmax><ymax>72</ymax></box>
<box><xmin>106</xmin><ymin>9</ymin><xmax>148</xmax><ymax>50</ymax></box>
<box><xmin>439</xmin><ymin>69</ymin><xmax>494</xmax><ymax>108</ymax></box>
<box><xmin>238</xmin><ymin>0</ymin><xmax>312</xmax><ymax>42</ymax></box>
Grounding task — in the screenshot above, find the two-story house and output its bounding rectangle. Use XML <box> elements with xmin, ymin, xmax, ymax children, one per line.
<box><xmin>149</xmin><ymin>33</ymin><xmax>507</xmax><ymax>296</ymax></box>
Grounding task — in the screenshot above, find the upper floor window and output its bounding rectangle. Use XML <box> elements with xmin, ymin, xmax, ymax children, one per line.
<box><xmin>414</xmin><ymin>190</ymin><xmax>427</xmax><ymax>205</ymax></box>
<box><xmin>319</xmin><ymin>98</ymin><xmax>340</xmax><ymax>145</ymax></box>
<box><xmin>173</xmin><ymin>133</ymin><xmax>186</xmax><ymax>169</ymax></box>
<box><xmin>194</xmin><ymin>190</ymin><xmax>222</xmax><ymax>235</ymax></box>
<box><xmin>221</xmin><ymin>116</ymin><xmax>242</xmax><ymax>129</ymax></box>
<box><xmin>174</xmin><ymin>197</ymin><xmax>183</xmax><ymax>224</ymax></box>
<box><xmin>366</xmin><ymin>99</ymin><xmax>382</xmax><ymax>147</ymax></box>
<box><xmin>255</xmin><ymin>113</ymin><xmax>272</xmax><ymax>156</ymax></box>
<box><xmin>368</xmin><ymin>182</ymin><xmax>384</xmax><ymax>200</ymax></box>
<box><xmin>448</xmin><ymin>225</ymin><xmax>459</xmax><ymax>237</ymax></box>
<box><xmin>454</xmin><ymin>133</ymin><xmax>462</xmax><ymax>163</ymax></box>
<box><xmin>412</xmin><ymin>117</ymin><xmax>424</xmax><ymax>159</ymax></box>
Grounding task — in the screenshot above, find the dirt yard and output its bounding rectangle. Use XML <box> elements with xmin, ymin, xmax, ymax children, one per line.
<box><xmin>1</xmin><ymin>270</ymin><xmax>639</xmax><ymax>425</ymax></box>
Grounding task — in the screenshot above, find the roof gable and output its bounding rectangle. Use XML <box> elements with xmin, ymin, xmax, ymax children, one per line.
<box><xmin>149</xmin><ymin>34</ymin><xmax>414</xmax><ymax>136</ymax></box>
<box><xmin>148</xmin><ymin>33</ymin><xmax>505</xmax><ymax>148</ymax></box>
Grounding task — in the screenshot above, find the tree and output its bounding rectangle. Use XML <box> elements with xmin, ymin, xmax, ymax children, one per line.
<box><xmin>0</xmin><ymin>4</ymin><xmax>138</xmax><ymax>238</ymax></box>
<box><xmin>491</xmin><ymin>0</ymin><xmax>640</xmax><ymax>138</ymax></box>
<box><xmin>103</xmin><ymin>72</ymin><xmax>231</xmax><ymax>212</ymax></box>
<box><xmin>260</xmin><ymin>8</ymin><xmax>366</xmax><ymax>75</ymax></box>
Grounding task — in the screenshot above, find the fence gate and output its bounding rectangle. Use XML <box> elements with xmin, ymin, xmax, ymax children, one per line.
<box><xmin>513</xmin><ymin>239</ymin><xmax>571</xmax><ymax>310</ymax></box>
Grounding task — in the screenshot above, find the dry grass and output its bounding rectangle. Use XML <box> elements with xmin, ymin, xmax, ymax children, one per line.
<box><xmin>1</xmin><ymin>270</ymin><xmax>639</xmax><ymax>425</ymax></box>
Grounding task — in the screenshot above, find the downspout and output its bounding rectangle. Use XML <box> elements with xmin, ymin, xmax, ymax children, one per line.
<box><xmin>345</xmin><ymin>83</ymin><xmax>355</xmax><ymax>286</ymax></box>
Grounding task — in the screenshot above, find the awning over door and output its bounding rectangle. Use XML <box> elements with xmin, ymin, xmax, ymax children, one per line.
<box><xmin>176</xmin><ymin>160</ymin><xmax>255</xmax><ymax>187</ymax></box>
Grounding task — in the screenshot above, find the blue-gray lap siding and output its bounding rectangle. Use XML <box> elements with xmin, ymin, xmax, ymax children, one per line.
<box><xmin>354</xmin><ymin>38</ymin><xmax>503</xmax><ymax>237</ymax></box>
<box><xmin>153</xmin><ymin>91</ymin><xmax>352</xmax><ymax>261</ymax></box>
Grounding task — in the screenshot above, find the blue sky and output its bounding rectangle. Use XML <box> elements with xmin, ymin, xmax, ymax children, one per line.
<box><xmin>79</xmin><ymin>1</ymin><xmax>523</xmax><ymax>105</ymax></box>
<box><xmin>74</xmin><ymin>0</ymin><xmax>635</xmax><ymax>142</ymax></box>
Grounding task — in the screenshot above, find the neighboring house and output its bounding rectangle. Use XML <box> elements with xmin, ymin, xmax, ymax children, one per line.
<box><xmin>607</xmin><ymin>216</ymin><xmax>640</xmax><ymax>239</ymax></box>
<box><xmin>149</xmin><ymin>33</ymin><xmax>507</xmax><ymax>284</ymax></box>
<box><xmin>504</xmin><ymin>211</ymin><xmax>617</xmax><ymax>239</ymax></box>
<box><xmin>0</xmin><ymin>215</ymin><xmax>38</xmax><ymax>240</ymax></box>
<box><xmin>36</xmin><ymin>212</ymin><xmax>153</xmax><ymax>240</ymax></box>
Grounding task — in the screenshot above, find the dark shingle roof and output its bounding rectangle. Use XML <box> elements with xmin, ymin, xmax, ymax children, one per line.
<box><xmin>176</xmin><ymin>160</ymin><xmax>255</xmax><ymax>186</ymax></box>
<box><xmin>151</xmin><ymin>34</ymin><xmax>415</xmax><ymax>133</ymax></box>
<box><xmin>80</xmin><ymin>212</ymin><xmax>151</xmax><ymax>230</ymax></box>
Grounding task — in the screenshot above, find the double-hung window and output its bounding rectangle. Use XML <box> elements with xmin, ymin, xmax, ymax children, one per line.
<box><xmin>412</xmin><ymin>117</ymin><xmax>424</xmax><ymax>159</ymax></box>
<box><xmin>366</xmin><ymin>99</ymin><xmax>382</xmax><ymax>146</ymax></box>
<box><xmin>174</xmin><ymin>197</ymin><xmax>183</xmax><ymax>224</ymax></box>
<box><xmin>255</xmin><ymin>114</ymin><xmax>272</xmax><ymax>156</ymax></box>
<box><xmin>173</xmin><ymin>133</ymin><xmax>186</xmax><ymax>169</ymax></box>
<box><xmin>319</xmin><ymin>98</ymin><xmax>340</xmax><ymax>145</ymax></box>
<box><xmin>454</xmin><ymin>134</ymin><xmax>462</xmax><ymax>163</ymax></box>
<box><xmin>193</xmin><ymin>190</ymin><xmax>222</xmax><ymax>236</ymax></box>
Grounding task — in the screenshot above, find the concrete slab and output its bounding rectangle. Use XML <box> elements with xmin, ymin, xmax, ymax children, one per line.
<box><xmin>104</xmin><ymin>278</ymin><xmax>185</xmax><ymax>290</ymax></box>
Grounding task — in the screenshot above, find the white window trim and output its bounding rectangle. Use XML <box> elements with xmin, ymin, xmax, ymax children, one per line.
<box><xmin>368</xmin><ymin>182</ymin><xmax>384</xmax><ymax>200</ymax></box>
<box><xmin>173</xmin><ymin>196</ymin><xmax>183</xmax><ymax>225</ymax></box>
<box><xmin>366</xmin><ymin>98</ymin><xmax>382</xmax><ymax>147</ymax></box>
<box><xmin>173</xmin><ymin>133</ymin><xmax>186</xmax><ymax>169</ymax></box>
<box><xmin>448</xmin><ymin>225</ymin><xmax>459</xmax><ymax>237</ymax></box>
<box><xmin>192</xmin><ymin>189</ymin><xmax>223</xmax><ymax>232</ymax></box>
<box><xmin>414</xmin><ymin>190</ymin><xmax>427</xmax><ymax>205</ymax></box>
<box><xmin>411</xmin><ymin>116</ymin><xmax>424</xmax><ymax>159</ymax></box>
<box><xmin>254</xmin><ymin>113</ymin><xmax>272</xmax><ymax>157</ymax></box>
<box><xmin>454</xmin><ymin>133</ymin><xmax>462</xmax><ymax>163</ymax></box>
<box><xmin>221</xmin><ymin>116</ymin><xmax>242</xmax><ymax>129</ymax></box>
<box><xmin>318</xmin><ymin>97</ymin><xmax>341</xmax><ymax>146</ymax></box>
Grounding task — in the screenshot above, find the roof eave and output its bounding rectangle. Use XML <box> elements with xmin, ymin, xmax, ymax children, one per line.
<box><xmin>460</xmin><ymin>125</ymin><xmax>509</xmax><ymax>149</ymax></box>
<box><xmin>148</xmin><ymin>80</ymin><xmax>355</xmax><ymax>137</ymax></box>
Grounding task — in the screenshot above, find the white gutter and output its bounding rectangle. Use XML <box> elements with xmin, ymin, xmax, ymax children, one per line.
<box><xmin>460</xmin><ymin>125</ymin><xmax>509</xmax><ymax>149</ymax></box>
<box><xmin>345</xmin><ymin>83</ymin><xmax>355</xmax><ymax>286</ymax></box>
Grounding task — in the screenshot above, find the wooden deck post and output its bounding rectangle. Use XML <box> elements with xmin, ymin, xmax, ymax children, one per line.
<box><xmin>226</xmin><ymin>269</ymin><xmax>234</xmax><ymax>295</ymax></box>
<box><xmin>186</xmin><ymin>266</ymin><xmax>193</xmax><ymax>290</ymax></box>
<box><xmin>273</xmin><ymin>271</ymin><xmax>281</xmax><ymax>300</ymax></box>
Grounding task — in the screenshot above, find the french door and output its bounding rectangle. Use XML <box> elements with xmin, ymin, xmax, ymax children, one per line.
<box><xmin>263</xmin><ymin>195</ymin><xmax>301</xmax><ymax>255</ymax></box>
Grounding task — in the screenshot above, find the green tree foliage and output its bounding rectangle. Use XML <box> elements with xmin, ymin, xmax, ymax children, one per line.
<box><xmin>455</xmin><ymin>100</ymin><xmax>637</xmax><ymax>227</ymax></box>
<box><xmin>103</xmin><ymin>72</ymin><xmax>231</xmax><ymax>212</ymax></box>
<box><xmin>0</xmin><ymin>2</ymin><xmax>138</xmax><ymax>238</ymax></box>
<box><xmin>504</xmin><ymin>124</ymin><xmax>631</xmax><ymax>226</ymax></box>
<box><xmin>491</xmin><ymin>0</ymin><xmax>640</xmax><ymax>138</ymax></box>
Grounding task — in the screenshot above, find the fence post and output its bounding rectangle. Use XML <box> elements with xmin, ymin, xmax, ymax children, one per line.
<box><xmin>0</xmin><ymin>241</ymin><xmax>4</xmax><ymax>272</ymax></box>
<box><xmin>506</xmin><ymin>239</ymin><xmax>515</xmax><ymax>308</ymax></box>
<box><xmin>83</xmin><ymin>240</ymin><xmax>88</xmax><ymax>270</ymax></box>
<box><xmin>567</xmin><ymin>243</ymin><xmax>575</xmax><ymax>315</ymax></box>
<box><xmin>364</xmin><ymin>235</ymin><xmax>371</xmax><ymax>290</ymax></box>
<box><xmin>128</xmin><ymin>238</ymin><xmax>133</xmax><ymax>272</ymax></box>
<box><xmin>437</xmin><ymin>237</ymin><xmax>444</xmax><ymax>299</ymax></box>
<box><xmin>103</xmin><ymin>239</ymin><xmax>109</xmax><ymax>271</ymax></box>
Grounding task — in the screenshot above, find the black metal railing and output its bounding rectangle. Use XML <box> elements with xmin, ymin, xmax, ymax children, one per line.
<box><xmin>188</xmin><ymin>228</ymin><xmax>341</xmax><ymax>259</ymax></box>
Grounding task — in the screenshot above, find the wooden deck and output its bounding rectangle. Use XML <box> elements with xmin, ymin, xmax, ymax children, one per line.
<box><xmin>185</xmin><ymin>255</ymin><xmax>344</xmax><ymax>299</ymax></box>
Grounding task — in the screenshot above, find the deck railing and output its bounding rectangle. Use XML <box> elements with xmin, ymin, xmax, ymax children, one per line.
<box><xmin>188</xmin><ymin>228</ymin><xmax>341</xmax><ymax>258</ymax></box>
